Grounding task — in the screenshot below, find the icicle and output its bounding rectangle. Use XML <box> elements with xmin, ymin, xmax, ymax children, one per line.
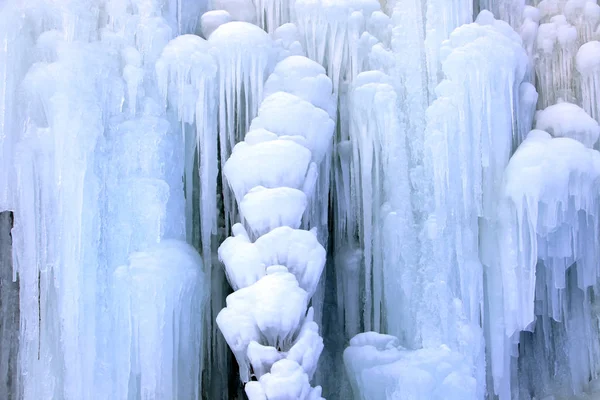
<box><xmin>208</xmin><ymin>21</ymin><xmax>274</xmax><ymax>233</ymax></box>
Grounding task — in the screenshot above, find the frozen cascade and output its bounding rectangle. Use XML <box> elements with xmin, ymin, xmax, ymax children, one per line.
<box><xmin>216</xmin><ymin>54</ymin><xmax>335</xmax><ymax>399</ymax></box>
<box><xmin>6</xmin><ymin>0</ymin><xmax>600</xmax><ymax>399</ymax></box>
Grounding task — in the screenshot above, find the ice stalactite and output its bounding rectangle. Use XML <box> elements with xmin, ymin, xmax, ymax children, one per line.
<box><xmin>216</xmin><ymin>54</ymin><xmax>335</xmax><ymax>399</ymax></box>
<box><xmin>207</xmin><ymin>21</ymin><xmax>274</xmax><ymax>231</ymax></box>
<box><xmin>293</xmin><ymin>0</ymin><xmax>381</xmax><ymax>93</ymax></box>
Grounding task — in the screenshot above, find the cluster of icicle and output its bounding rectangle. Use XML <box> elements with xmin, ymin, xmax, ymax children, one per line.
<box><xmin>215</xmin><ymin>51</ymin><xmax>335</xmax><ymax>398</ymax></box>
<box><xmin>343</xmin><ymin>9</ymin><xmax>536</xmax><ymax>400</ymax></box>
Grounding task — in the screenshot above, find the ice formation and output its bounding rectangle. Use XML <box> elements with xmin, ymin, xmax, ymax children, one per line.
<box><xmin>4</xmin><ymin>0</ymin><xmax>600</xmax><ymax>399</ymax></box>
<box><xmin>217</xmin><ymin>54</ymin><xmax>334</xmax><ymax>399</ymax></box>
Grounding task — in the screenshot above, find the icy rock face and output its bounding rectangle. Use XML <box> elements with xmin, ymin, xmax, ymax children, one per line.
<box><xmin>217</xmin><ymin>55</ymin><xmax>334</xmax><ymax>399</ymax></box>
<box><xmin>113</xmin><ymin>240</ymin><xmax>205</xmax><ymax>400</ymax></box>
<box><xmin>0</xmin><ymin>212</ymin><xmax>17</xmax><ymax>400</ymax></box>
<box><xmin>344</xmin><ymin>332</ymin><xmax>476</xmax><ymax>400</ymax></box>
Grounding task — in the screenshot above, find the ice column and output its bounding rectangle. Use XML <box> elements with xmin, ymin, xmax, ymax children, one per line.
<box><xmin>344</xmin><ymin>71</ymin><xmax>417</xmax><ymax>341</ymax></box>
<box><xmin>217</xmin><ymin>55</ymin><xmax>335</xmax><ymax>399</ymax></box>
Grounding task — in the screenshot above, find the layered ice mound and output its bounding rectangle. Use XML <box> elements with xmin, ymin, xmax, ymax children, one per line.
<box><xmin>216</xmin><ymin>54</ymin><xmax>335</xmax><ymax>399</ymax></box>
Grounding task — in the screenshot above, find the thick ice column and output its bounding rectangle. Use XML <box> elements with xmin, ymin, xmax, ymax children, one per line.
<box><xmin>217</xmin><ymin>55</ymin><xmax>335</xmax><ymax>399</ymax></box>
<box><xmin>113</xmin><ymin>240</ymin><xmax>205</xmax><ymax>400</ymax></box>
<box><xmin>344</xmin><ymin>71</ymin><xmax>416</xmax><ymax>339</ymax></box>
<box><xmin>419</xmin><ymin>11</ymin><xmax>530</xmax><ymax>399</ymax></box>
<box><xmin>156</xmin><ymin>34</ymin><xmax>218</xmax><ymax>264</ymax></box>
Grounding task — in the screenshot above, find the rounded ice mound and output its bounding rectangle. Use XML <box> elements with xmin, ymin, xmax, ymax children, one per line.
<box><xmin>218</xmin><ymin>224</ymin><xmax>326</xmax><ymax>297</ymax></box>
<box><xmin>216</xmin><ymin>270</ymin><xmax>309</xmax><ymax>382</ymax></box>
<box><xmin>244</xmin><ymin>359</ymin><xmax>324</xmax><ymax>400</ymax></box>
<box><xmin>504</xmin><ymin>130</ymin><xmax>600</xmax><ymax>208</ymax></box>
<box><xmin>240</xmin><ymin>186</ymin><xmax>308</xmax><ymax>237</ymax></box>
<box><xmin>576</xmin><ymin>40</ymin><xmax>600</xmax><ymax>75</ymax></box>
<box><xmin>224</xmin><ymin>140</ymin><xmax>313</xmax><ymax>203</ymax></box>
<box><xmin>200</xmin><ymin>10</ymin><xmax>232</xmax><ymax>39</ymax></box>
<box><xmin>263</xmin><ymin>56</ymin><xmax>336</xmax><ymax>119</ymax></box>
<box><xmin>211</xmin><ymin>0</ymin><xmax>257</xmax><ymax>23</ymax></box>
<box><xmin>344</xmin><ymin>332</ymin><xmax>476</xmax><ymax>400</ymax></box>
<box><xmin>535</xmin><ymin>102</ymin><xmax>600</xmax><ymax>148</ymax></box>
<box><xmin>249</xmin><ymin>92</ymin><xmax>334</xmax><ymax>163</ymax></box>
<box><xmin>209</xmin><ymin>21</ymin><xmax>271</xmax><ymax>49</ymax></box>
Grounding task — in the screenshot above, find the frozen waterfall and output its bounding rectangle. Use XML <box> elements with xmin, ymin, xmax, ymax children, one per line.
<box><xmin>4</xmin><ymin>0</ymin><xmax>600</xmax><ymax>399</ymax></box>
